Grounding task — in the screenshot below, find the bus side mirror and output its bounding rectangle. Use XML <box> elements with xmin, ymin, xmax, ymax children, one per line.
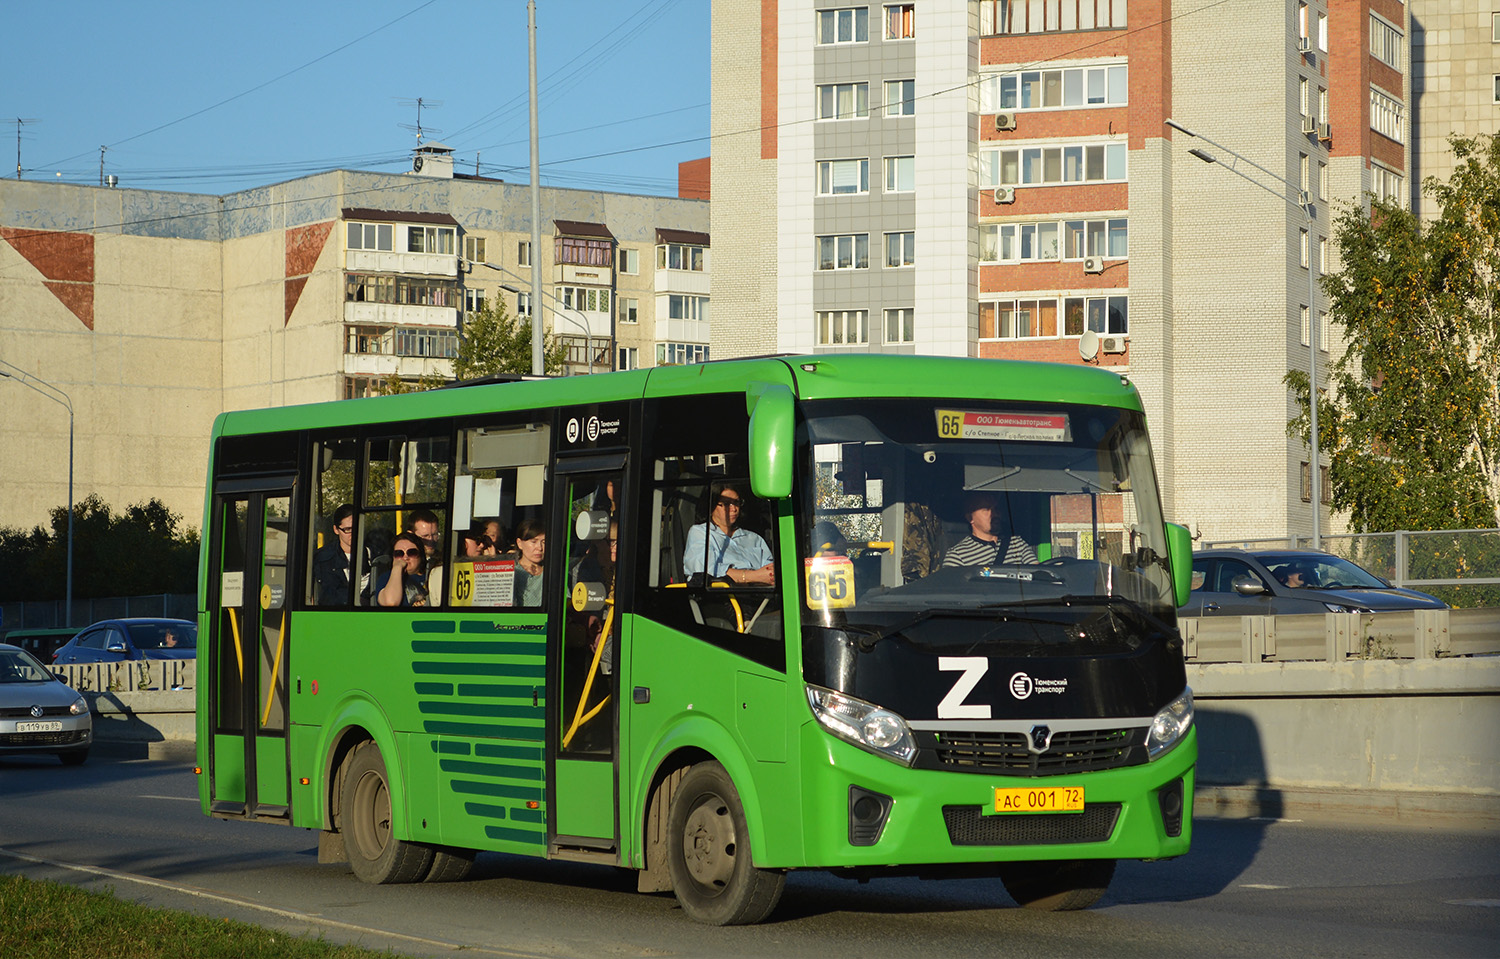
<box><xmin>1167</xmin><ymin>522</ymin><xmax>1193</xmax><ymax>608</ymax></box>
<box><xmin>746</xmin><ymin>382</ymin><xmax>794</xmax><ymax>500</ymax></box>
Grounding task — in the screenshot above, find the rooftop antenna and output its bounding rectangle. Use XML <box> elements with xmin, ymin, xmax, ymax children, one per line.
<box><xmin>8</xmin><ymin>118</ymin><xmax>40</xmax><ymax>179</ymax></box>
<box><xmin>99</xmin><ymin>145</ymin><xmax>107</xmax><ymax>186</ymax></box>
<box><xmin>396</xmin><ymin>97</ymin><xmax>444</xmax><ymax>145</ymax></box>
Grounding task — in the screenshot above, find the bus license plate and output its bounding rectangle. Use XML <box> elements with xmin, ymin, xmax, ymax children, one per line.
<box><xmin>16</xmin><ymin>721</ymin><xmax>62</xmax><ymax>733</ymax></box>
<box><xmin>994</xmin><ymin>786</ymin><xmax>1084</xmax><ymax>814</ymax></box>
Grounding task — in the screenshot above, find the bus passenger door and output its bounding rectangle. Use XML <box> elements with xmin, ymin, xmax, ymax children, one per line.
<box><xmin>208</xmin><ymin>485</ymin><xmax>294</xmax><ymax>821</ymax></box>
<box><xmin>550</xmin><ymin>464</ymin><xmax>623</xmax><ymax>850</ymax></box>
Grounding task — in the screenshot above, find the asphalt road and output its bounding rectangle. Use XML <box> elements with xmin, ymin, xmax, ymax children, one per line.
<box><xmin>1</xmin><ymin>754</ymin><xmax>1497</xmax><ymax>958</ymax></box>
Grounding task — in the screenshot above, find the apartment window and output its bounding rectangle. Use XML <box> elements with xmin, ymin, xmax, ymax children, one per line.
<box><xmin>657</xmin><ymin>342</ymin><xmax>709</xmax><ymax>365</ymax></box>
<box><xmin>818</xmin><ymin>158</ymin><xmax>871</xmax><ymax>196</ymax></box>
<box><xmin>1301</xmin><ymin>462</ymin><xmax>1332</xmax><ymax>503</ymax></box>
<box><xmin>884</xmin><ymin>4</ymin><xmax>914</xmax><ymax>39</ymax></box>
<box><xmin>408</xmin><ymin>225</ymin><xmax>456</xmax><ymax>255</ymax></box>
<box><xmin>556</xmin><ymin>236</ymin><xmax>611</xmax><ymax>267</ymax></box>
<box><xmin>618</xmin><ymin>248</ymin><xmax>639</xmax><ymax>274</ymax></box>
<box><xmin>1319</xmin><ymin>161</ymin><xmax>1328</xmax><ymax>201</ymax></box>
<box><xmin>619</xmin><ymin>296</ymin><xmax>639</xmax><ymax>324</ymax></box>
<box><xmin>1298</xmin><ymin>2</ymin><xmax>1307</xmax><ymax>38</ymax></box>
<box><xmin>1371</xmin><ymin>87</ymin><xmax>1404</xmax><ymax>143</ymax></box>
<box><xmin>1370</xmin><ymin>15</ymin><xmax>1403</xmax><ymax>70</ymax></box>
<box><xmin>394</xmin><ymin>327</ymin><xmax>459</xmax><ymax>359</ymax></box>
<box><xmin>981</xmin><ymin>142</ymin><xmax>1127</xmax><ymax>187</ymax></box>
<box><xmin>1372</xmin><ymin>164</ymin><xmax>1404</xmax><ymax>206</ymax></box>
<box><xmin>1300</xmin><ymin>229</ymin><xmax>1309</xmax><ymax>269</ymax></box>
<box><xmin>1321</xmin><ymin>309</ymin><xmax>1331</xmax><ymax>353</ymax></box>
<box><xmin>979</xmin><ymin>0</ymin><xmax>1126</xmax><ymax>34</ymax></box>
<box><xmin>1495</xmin><ymin>75</ymin><xmax>1500</xmax><ymax>105</ymax></box>
<box><xmin>884</xmin><ymin>155</ymin><xmax>915</xmax><ymax>193</ymax></box>
<box><xmin>656</xmin><ymin>243</ymin><xmax>706</xmax><ymax>271</ymax></box>
<box><xmin>1317</xmin><ymin>12</ymin><xmax>1327</xmax><ymax>52</ymax></box>
<box><xmin>345</xmin><ymin>273</ymin><xmax>458</xmax><ymax>307</ymax></box>
<box><xmin>817</xmin><ymin>234</ymin><xmax>870</xmax><ymax>271</ymax></box>
<box><xmin>1300</xmin><ymin>78</ymin><xmax>1309</xmax><ymax>118</ymax></box>
<box><xmin>817</xmin><ymin>82</ymin><xmax>870</xmax><ymax>120</ymax></box>
<box><xmin>464</xmin><ymin>288</ymin><xmax>485</xmax><ymax>314</ymax></box>
<box><xmin>560</xmin><ymin>286</ymin><xmax>611</xmax><ymax>313</ymax></box>
<box><xmin>885</xmin><ymin>79</ymin><xmax>915</xmax><ymax>117</ymax></box>
<box><xmin>817</xmin><ymin>7</ymin><xmax>868</xmax><ymax>44</ymax></box>
<box><xmin>517</xmin><ymin>240</ymin><xmax>532</xmax><ymax>267</ymax></box>
<box><xmin>980</xmin><ymin>218</ymin><xmax>1127</xmax><ymax>262</ymax></box>
<box><xmin>979</xmin><ymin>295</ymin><xmax>1127</xmax><ymax>339</ymax></box>
<box><xmin>347</xmin><ymin>222</ymin><xmax>393</xmax><ymax>251</ymax></box>
<box><xmin>517</xmin><ymin>292</ymin><xmax>532</xmax><ymax>317</ymax></box>
<box><xmin>1300</xmin><ymin>305</ymin><xmax>1311</xmax><ymax>347</ymax></box>
<box><xmin>463</xmin><ymin>236</ymin><xmax>486</xmax><ymax>264</ymax></box>
<box><xmin>618</xmin><ymin>347</ymin><xmax>638</xmax><ymax>371</ymax></box>
<box><xmin>1319</xmin><ymin>237</ymin><xmax>1328</xmax><ymax>277</ymax></box>
<box><xmin>979</xmin><ymin>64</ymin><xmax>1127</xmax><ymax>111</ymax></box>
<box><xmin>817</xmin><ymin>310</ymin><xmax>869</xmax><ymax>346</ymax></box>
<box><xmin>1495</xmin><ymin>13</ymin><xmax>1500</xmax><ymax>43</ymax></box>
<box><xmin>1300</xmin><ymin>154</ymin><xmax>1309</xmax><ymax>195</ymax></box>
<box><xmin>885</xmin><ymin>231</ymin><xmax>915</xmax><ymax>268</ymax></box>
<box><xmin>668</xmin><ymin>294</ymin><xmax>709</xmax><ymax>321</ymax></box>
<box><xmin>884</xmin><ymin>308</ymin><xmax>915</xmax><ymax>344</ymax></box>
<box><xmin>1319</xmin><ymin>88</ymin><xmax>1329</xmax><ymax>124</ymax></box>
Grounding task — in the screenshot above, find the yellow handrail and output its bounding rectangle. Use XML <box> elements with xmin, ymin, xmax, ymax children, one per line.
<box><xmin>562</xmin><ymin>599</ymin><xmax>614</xmax><ymax>749</ymax></box>
<box><xmin>227</xmin><ymin>607</ymin><xmax>244</xmax><ymax>681</ymax></box>
<box><xmin>261</xmin><ymin>610</ymin><xmax>287</xmax><ymax>728</ymax></box>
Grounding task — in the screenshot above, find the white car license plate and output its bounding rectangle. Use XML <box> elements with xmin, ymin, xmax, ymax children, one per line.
<box><xmin>16</xmin><ymin>721</ymin><xmax>62</xmax><ymax>733</ymax></box>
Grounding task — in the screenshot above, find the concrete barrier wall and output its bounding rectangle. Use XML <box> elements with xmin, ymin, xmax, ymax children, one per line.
<box><xmin>51</xmin><ymin>662</ymin><xmax>195</xmax><ymax>759</ymax></box>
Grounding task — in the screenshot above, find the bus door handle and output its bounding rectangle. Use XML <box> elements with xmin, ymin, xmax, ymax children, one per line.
<box><xmin>1203</xmin><ymin>603</ymin><xmax>1221</xmax><ymax>612</ymax></box>
<box><xmin>633</xmin><ymin>686</ymin><xmax>650</xmax><ymax>704</ymax></box>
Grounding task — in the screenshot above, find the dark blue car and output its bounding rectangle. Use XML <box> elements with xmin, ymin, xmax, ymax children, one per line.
<box><xmin>52</xmin><ymin>618</ymin><xmax>197</xmax><ymax>665</ymax></box>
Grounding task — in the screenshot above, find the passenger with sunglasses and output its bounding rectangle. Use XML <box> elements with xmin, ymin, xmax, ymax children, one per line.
<box><xmin>683</xmin><ymin>481</ymin><xmax>775</xmax><ymax>585</ymax></box>
<box><xmin>376</xmin><ymin>533</ymin><xmax>430</xmax><ymax>607</ymax></box>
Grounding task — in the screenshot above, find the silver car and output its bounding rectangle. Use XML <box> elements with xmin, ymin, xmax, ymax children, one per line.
<box><xmin>0</xmin><ymin>643</ymin><xmax>92</xmax><ymax>765</ymax></box>
<box><xmin>1182</xmin><ymin>548</ymin><xmax>1448</xmax><ymax>617</ymax></box>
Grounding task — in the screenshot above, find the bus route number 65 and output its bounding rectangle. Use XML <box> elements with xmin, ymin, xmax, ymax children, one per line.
<box><xmin>804</xmin><ymin>557</ymin><xmax>855</xmax><ymax>609</ymax></box>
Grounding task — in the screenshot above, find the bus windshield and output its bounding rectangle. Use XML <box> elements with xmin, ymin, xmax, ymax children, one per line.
<box><xmin>798</xmin><ymin>398</ymin><xmax>1174</xmax><ymax>658</ymax></box>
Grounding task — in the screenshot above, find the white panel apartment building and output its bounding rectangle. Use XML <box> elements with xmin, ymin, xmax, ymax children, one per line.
<box><xmin>710</xmin><ymin>0</ymin><xmax>1414</xmax><ymax>543</ymax></box>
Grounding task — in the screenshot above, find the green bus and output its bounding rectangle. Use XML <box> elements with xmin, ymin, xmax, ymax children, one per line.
<box><xmin>196</xmin><ymin>354</ymin><xmax>1196</xmax><ymax>924</ymax></box>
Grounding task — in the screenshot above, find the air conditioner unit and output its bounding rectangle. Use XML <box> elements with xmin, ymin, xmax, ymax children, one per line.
<box><xmin>1301</xmin><ymin>115</ymin><xmax>1317</xmax><ymax>135</ymax></box>
<box><xmin>459</xmin><ymin>260</ymin><xmax>472</xmax><ymax>272</ymax></box>
<box><xmin>1297</xmin><ymin>36</ymin><xmax>1312</xmax><ymax>53</ymax></box>
<box><xmin>1083</xmin><ymin>256</ymin><xmax>1105</xmax><ymax>274</ymax></box>
<box><xmin>993</xmin><ymin>186</ymin><xmax>1016</xmax><ymax>204</ymax></box>
<box><xmin>994</xmin><ymin>112</ymin><xmax>1017</xmax><ymax>132</ymax></box>
<box><xmin>1317</xmin><ymin>122</ymin><xmax>1331</xmax><ymax>141</ymax></box>
<box><xmin>1101</xmin><ymin>335</ymin><xmax>1127</xmax><ymax>354</ymax></box>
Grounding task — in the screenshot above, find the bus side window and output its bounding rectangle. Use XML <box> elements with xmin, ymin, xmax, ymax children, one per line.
<box><xmin>308</xmin><ymin>436</ymin><xmax>359</xmax><ymax>607</ymax></box>
<box><xmin>450</xmin><ymin>422</ymin><xmax>550</xmax><ymax>608</ymax></box>
<box><xmin>356</xmin><ymin>434</ymin><xmax>451</xmax><ymax>609</ymax></box>
<box><xmin>637</xmin><ymin>395</ymin><xmax>785</xmax><ymax>671</ymax></box>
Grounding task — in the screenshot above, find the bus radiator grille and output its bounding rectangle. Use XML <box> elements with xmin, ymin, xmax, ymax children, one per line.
<box><xmin>926</xmin><ymin>728</ymin><xmax>1145</xmax><ymax>776</ymax></box>
<box><xmin>941</xmin><ymin>803</ymin><xmax>1121</xmax><ymax>846</ymax></box>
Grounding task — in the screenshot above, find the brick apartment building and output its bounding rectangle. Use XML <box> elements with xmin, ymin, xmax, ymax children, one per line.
<box><xmin>709</xmin><ymin>0</ymin><xmax>1415</xmax><ymax>543</ymax></box>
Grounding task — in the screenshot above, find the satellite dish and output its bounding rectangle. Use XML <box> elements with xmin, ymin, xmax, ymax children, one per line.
<box><xmin>1079</xmin><ymin>329</ymin><xmax>1099</xmax><ymax>361</ymax></box>
<box><xmin>412</xmin><ymin>155</ymin><xmax>425</xmax><ymax>173</ymax></box>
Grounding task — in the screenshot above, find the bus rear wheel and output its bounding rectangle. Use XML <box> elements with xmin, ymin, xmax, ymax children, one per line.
<box><xmin>999</xmin><ymin>858</ymin><xmax>1115</xmax><ymax>911</ymax></box>
<box><xmin>341</xmin><ymin>742</ymin><xmax>434</xmax><ymax>884</ymax></box>
<box><xmin>666</xmin><ymin>762</ymin><xmax>784</xmax><ymax>925</ymax></box>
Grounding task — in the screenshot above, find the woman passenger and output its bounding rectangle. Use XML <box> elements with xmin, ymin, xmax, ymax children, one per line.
<box><xmin>376</xmin><ymin>533</ymin><xmax>430</xmax><ymax>607</ymax></box>
<box><xmin>513</xmin><ymin>519</ymin><xmax>546</xmax><ymax>606</ymax></box>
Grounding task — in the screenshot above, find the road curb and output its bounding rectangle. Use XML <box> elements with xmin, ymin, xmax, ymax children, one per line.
<box><xmin>1196</xmin><ymin>783</ymin><xmax>1500</xmax><ymax>829</ymax></box>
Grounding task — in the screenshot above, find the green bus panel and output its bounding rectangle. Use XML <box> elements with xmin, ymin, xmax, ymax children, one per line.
<box><xmin>289</xmin><ymin>723</ymin><xmax>321</xmax><ymax>829</ymax></box>
<box><xmin>427</xmin><ymin>734</ymin><xmax>547</xmax><ymax>853</ymax></box>
<box><xmin>212</xmin><ymin>734</ymin><xmax>245</xmax><ymax>804</ymax></box>
<box><xmin>255</xmin><ymin>737</ymin><xmax>289</xmax><ymax>807</ymax></box>
<box><xmin>554</xmin><ymin>759</ymin><xmax>615</xmax><ymax>838</ymax></box>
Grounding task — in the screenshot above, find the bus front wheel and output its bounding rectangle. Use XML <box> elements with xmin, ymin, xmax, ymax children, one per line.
<box><xmin>341</xmin><ymin>742</ymin><xmax>434</xmax><ymax>884</ymax></box>
<box><xmin>666</xmin><ymin>762</ymin><xmax>785</xmax><ymax>925</ymax></box>
<box><xmin>999</xmin><ymin>858</ymin><xmax>1115</xmax><ymax>911</ymax></box>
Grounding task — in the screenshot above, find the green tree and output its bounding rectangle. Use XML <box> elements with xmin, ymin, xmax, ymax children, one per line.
<box><xmin>454</xmin><ymin>298</ymin><xmax>566</xmax><ymax>380</ymax></box>
<box><xmin>1288</xmin><ymin>133</ymin><xmax>1500</xmax><ymax>534</ymax></box>
<box><xmin>0</xmin><ymin>495</ymin><xmax>200</xmax><ymax>602</ymax></box>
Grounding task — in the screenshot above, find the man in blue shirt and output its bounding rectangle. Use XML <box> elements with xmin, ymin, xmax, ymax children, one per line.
<box><xmin>683</xmin><ymin>481</ymin><xmax>775</xmax><ymax>585</ymax></box>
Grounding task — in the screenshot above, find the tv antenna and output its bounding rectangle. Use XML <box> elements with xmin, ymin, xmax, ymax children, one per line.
<box><xmin>396</xmin><ymin>97</ymin><xmax>443</xmax><ymax>144</ymax></box>
<box><xmin>7</xmin><ymin>118</ymin><xmax>40</xmax><ymax>179</ymax></box>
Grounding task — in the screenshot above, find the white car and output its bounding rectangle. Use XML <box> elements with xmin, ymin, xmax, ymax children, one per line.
<box><xmin>0</xmin><ymin>643</ymin><xmax>92</xmax><ymax>765</ymax></box>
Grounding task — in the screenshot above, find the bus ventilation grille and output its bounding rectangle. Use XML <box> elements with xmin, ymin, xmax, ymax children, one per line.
<box><xmin>942</xmin><ymin>803</ymin><xmax>1121</xmax><ymax>846</ymax></box>
<box><xmin>929</xmin><ymin>728</ymin><xmax>1144</xmax><ymax>776</ymax></box>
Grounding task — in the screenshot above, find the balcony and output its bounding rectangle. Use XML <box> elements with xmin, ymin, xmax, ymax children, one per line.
<box><xmin>345</xmin><ymin>249</ymin><xmax>458</xmax><ymax>277</ymax></box>
<box><xmin>344</xmin><ymin>301</ymin><xmax>458</xmax><ymax>329</ymax></box>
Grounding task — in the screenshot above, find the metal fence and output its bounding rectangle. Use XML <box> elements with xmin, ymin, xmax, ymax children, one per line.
<box><xmin>0</xmin><ymin>594</ymin><xmax>196</xmax><ymax>635</ymax></box>
<box><xmin>1202</xmin><ymin>528</ymin><xmax>1500</xmax><ymax>609</ymax></box>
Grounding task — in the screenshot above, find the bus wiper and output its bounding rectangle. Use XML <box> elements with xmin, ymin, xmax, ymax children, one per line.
<box><xmin>850</xmin><ymin>605</ymin><xmax>1069</xmax><ymax>651</ymax></box>
<box><xmin>981</xmin><ymin>595</ymin><xmax>1178</xmax><ymax>636</ymax></box>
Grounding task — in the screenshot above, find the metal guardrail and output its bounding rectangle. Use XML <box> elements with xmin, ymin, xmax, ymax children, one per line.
<box><xmin>0</xmin><ymin>593</ymin><xmax>197</xmax><ymax>634</ymax></box>
<box><xmin>1181</xmin><ymin>607</ymin><xmax>1500</xmax><ymax>664</ymax></box>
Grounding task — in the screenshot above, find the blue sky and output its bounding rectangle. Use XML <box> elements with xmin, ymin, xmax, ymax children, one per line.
<box><xmin>2</xmin><ymin>0</ymin><xmax>709</xmax><ymax>196</ymax></box>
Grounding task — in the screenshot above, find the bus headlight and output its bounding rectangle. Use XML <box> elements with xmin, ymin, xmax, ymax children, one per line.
<box><xmin>1147</xmin><ymin>688</ymin><xmax>1194</xmax><ymax>759</ymax></box>
<box><xmin>807</xmin><ymin>685</ymin><xmax>916</xmax><ymax>766</ymax></box>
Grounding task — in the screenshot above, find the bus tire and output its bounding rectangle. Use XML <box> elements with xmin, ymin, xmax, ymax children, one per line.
<box><xmin>422</xmin><ymin>845</ymin><xmax>477</xmax><ymax>883</ymax></box>
<box><xmin>341</xmin><ymin>742</ymin><xmax>434</xmax><ymax>884</ymax></box>
<box><xmin>665</xmin><ymin>762</ymin><xmax>784</xmax><ymax>925</ymax></box>
<box><xmin>999</xmin><ymin>858</ymin><xmax>1115</xmax><ymax>911</ymax></box>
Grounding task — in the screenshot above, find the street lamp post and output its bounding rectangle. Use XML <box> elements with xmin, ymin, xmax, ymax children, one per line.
<box><xmin>0</xmin><ymin>362</ymin><xmax>74</xmax><ymax>623</ymax></box>
<box><xmin>1166</xmin><ymin>118</ymin><xmax>1322</xmax><ymax>550</ymax></box>
<box><xmin>526</xmin><ymin>0</ymin><xmax>544</xmax><ymax>377</ymax></box>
